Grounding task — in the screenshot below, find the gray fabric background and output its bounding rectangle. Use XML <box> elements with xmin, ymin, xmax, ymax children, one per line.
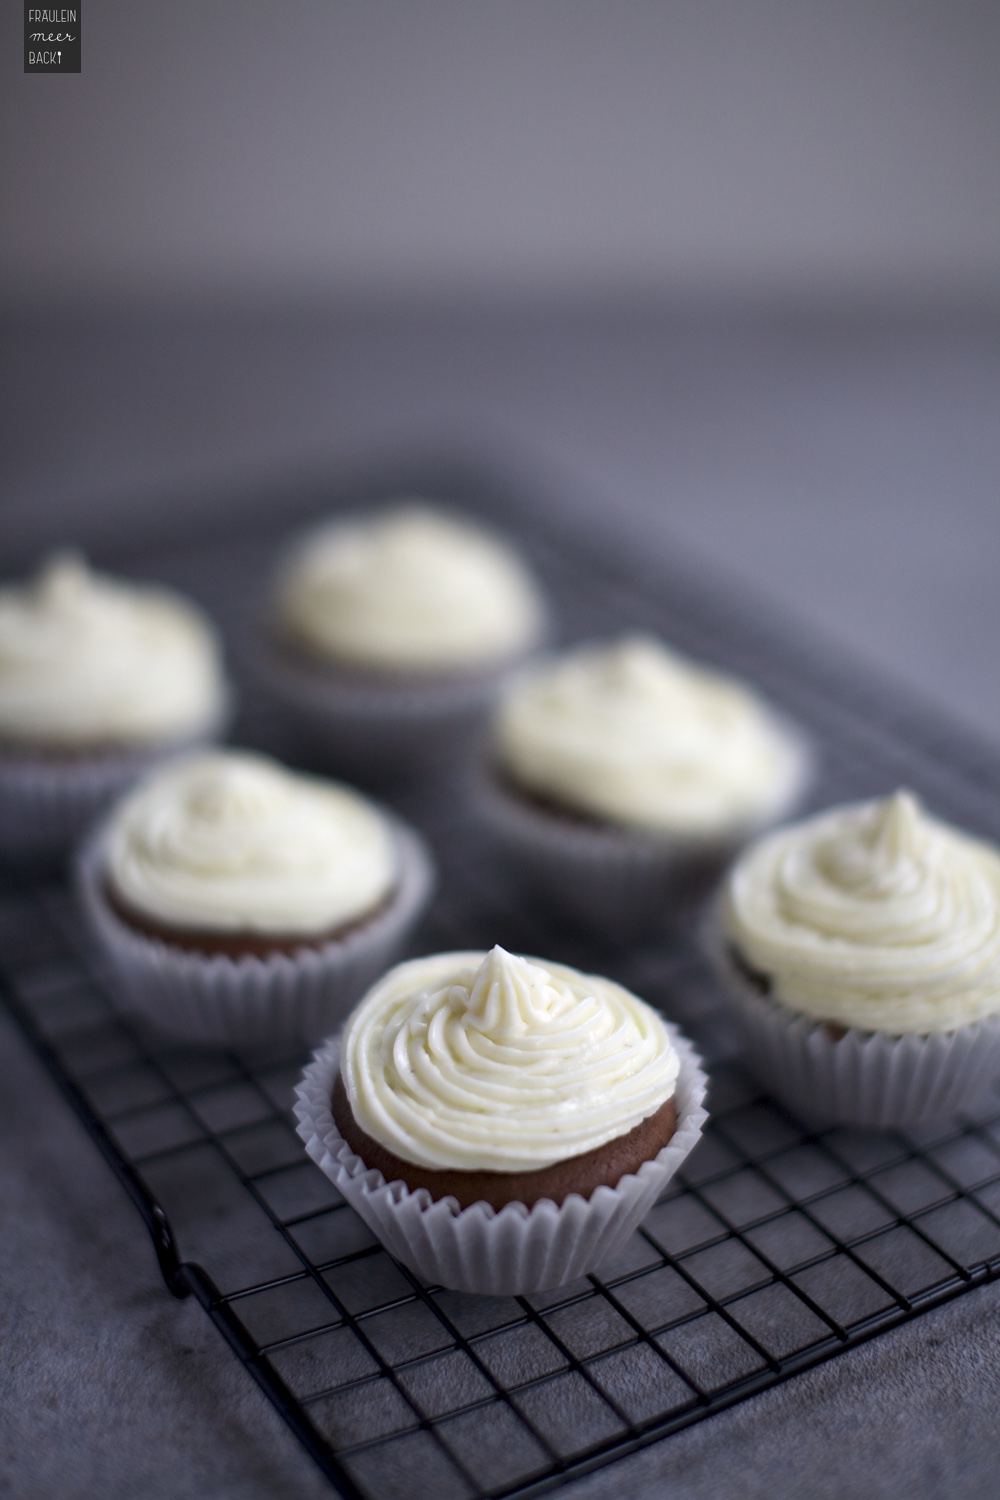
<box><xmin>5</xmin><ymin>3</ymin><xmax>1000</xmax><ymax>305</ymax></box>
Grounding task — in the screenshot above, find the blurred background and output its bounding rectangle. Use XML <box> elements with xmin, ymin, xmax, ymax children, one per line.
<box><xmin>3</xmin><ymin>11</ymin><xmax>1000</xmax><ymax>1495</ymax></box>
<box><xmin>2</xmin><ymin>0</ymin><xmax>999</xmax><ymax>735</ymax></box>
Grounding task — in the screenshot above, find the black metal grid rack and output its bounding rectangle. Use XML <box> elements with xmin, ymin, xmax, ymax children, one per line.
<box><xmin>5</xmin><ymin>470</ymin><xmax>1000</xmax><ymax>1500</ymax></box>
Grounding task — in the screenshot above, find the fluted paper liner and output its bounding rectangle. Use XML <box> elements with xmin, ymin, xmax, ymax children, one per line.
<box><xmin>0</xmin><ymin>689</ymin><xmax>234</xmax><ymax>868</ymax></box>
<box><xmin>259</xmin><ymin>646</ymin><xmax>535</xmax><ymax>783</ymax></box>
<box><xmin>0</xmin><ymin>701</ymin><xmax>233</xmax><ymax>868</ymax></box>
<box><xmin>474</xmin><ymin>735</ymin><xmax>813</xmax><ymax>938</ymax></box>
<box><xmin>75</xmin><ymin>813</ymin><xmax>435</xmax><ymax>1050</ymax></box>
<box><xmin>293</xmin><ymin>1026</ymin><xmax>708</xmax><ymax>1295</ymax></box>
<box><xmin>704</xmin><ymin>917</ymin><xmax>1000</xmax><ymax>1127</ymax></box>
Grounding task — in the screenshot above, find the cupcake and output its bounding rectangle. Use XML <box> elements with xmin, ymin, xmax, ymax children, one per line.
<box><xmin>707</xmin><ymin>790</ymin><xmax>1000</xmax><ymax>1126</ymax></box>
<box><xmin>262</xmin><ymin>502</ymin><xmax>548</xmax><ymax>783</ymax></box>
<box><xmin>76</xmin><ymin>749</ymin><xmax>435</xmax><ymax>1049</ymax></box>
<box><xmin>0</xmin><ymin>552</ymin><xmax>230</xmax><ymax>865</ymax></box>
<box><xmin>295</xmin><ymin>945</ymin><xmax>708</xmax><ymax>1294</ymax></box>
<box><xmin>476</xmin><ymin>634</ymin><xmax>810</xmax><ymax>937</ymax></box>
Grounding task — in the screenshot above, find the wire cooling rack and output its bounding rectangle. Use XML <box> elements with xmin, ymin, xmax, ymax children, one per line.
<box><xmin>4</xmin><ymin>468</ymin><xmax>1000</xmax><ymax>1500</ymax></box>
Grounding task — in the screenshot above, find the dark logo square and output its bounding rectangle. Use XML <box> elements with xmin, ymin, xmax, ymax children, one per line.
<box><xmin>25</xmin><ymin>2</ymin><xmax>81</xmax><ymax>73</ymax></box>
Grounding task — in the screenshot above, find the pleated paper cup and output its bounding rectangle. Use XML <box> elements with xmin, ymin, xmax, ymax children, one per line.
<box><xmin>473</xmin><ymin>753</ymin><xmax>812</xmax><ymax>941</ymax></box>
<box><xmin>293</xmin><ymin>1026</ymin><xmax>708</xmax><ymax>1296</ymax></box>
<box><xmin>257</xmin><ymin>642</ymin><xmax>553</xmax><ymax>787</ymax></box>
<box><xmin>74</xmin><ymin>813</ymin><xmax>435</xmax><ymax>1051</ymax></box>
<box><xmin>0</xmin><ymin>701</ymin><xmax>233</xmax><ymax>870</ymax></box>
<box><xmin>704</xmin><ymin>919</ymin><xmax>1000</xmax><ymax>1128</ymax></box>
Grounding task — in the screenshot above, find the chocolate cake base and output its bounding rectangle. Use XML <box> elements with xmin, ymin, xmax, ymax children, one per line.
<box><xmin>495</xmin><ymin>770</ymin><xmax>737</xmax><ymax>856</ymax></box>
<box><xmin>727</xmin><ymin>942</ymin><xmax>773</xmax><ymax>996</ymax></box>
<box><xmin>105</xmin><ymin>881</ymin><xmax>391</xmax><ymax>960</ymax></box>
<box><xmin>332</xmin><ymin>1074</ymin><xmax>677</xmax><ymax>1210</ymax></box>
<box><xmin>272</xmin><ymin>637</ymin><xmax>510</xmax><ymax>692</ymax></box>
<box><xmin>493</xmin><ymin>769</ymin><xmax>615</xmax><ymax>830</ymax></box>
<box><xmin>0</xmin><ymin>736</ymin><xmax>157</xmax><ymax>765</ymax></box>
<box><xmin>726</xmin><ymin>942</ymin><xmax>848</xmax><ymax>1041</ymax></box>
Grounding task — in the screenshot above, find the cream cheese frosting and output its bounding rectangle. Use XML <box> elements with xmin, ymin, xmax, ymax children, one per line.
<box><xmin>272</xmin><ymin>503</ymin><xmax>546</xmax><ymax>673</ymax></box>
<box><xmin>721</xmin><ymin>790</ymin><xmax>1000</xmax><ymax>1035</ymax></box>
<box><xmin>106</xmin><ymin>750</ymin><xmax>397</xmax><ymax>936</ymax></box>
<box><xmin>0</xmin><ymin>553</ymin><xmax>226</xmax><ymax>749</ymax></box>
<box><xmin>494</xmin><ymin>635</ymin><xmax>806</xmax><ymax>836</ymax></box>
<box><xmin>341</xmin><ymin>945</ymin><xmax>679</xmax><ymax>1173</ymax></box>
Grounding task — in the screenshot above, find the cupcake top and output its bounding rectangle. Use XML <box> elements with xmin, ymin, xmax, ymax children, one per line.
<box><xmin>0</xmin><ymin>553</ymin><xmax>226</xmax><ymax>749</ymax></box>
<box><xmin>272</xmin><ymin>503</ymin><xmax>546</xmax><ymax>673</ymax></box>
<box><xmin>105</xmin><ymin>750</ymin><xmax>397</xmax><ymax>936</ymax></box>
<box><xmin>720</xmin><ymin>790</ymin><xmax>1000</xmax><ymax>1035</ymax></box>
<box><xmin>341</xmin><ymin>945</ymin><xmax>679</xmax><ymax>1173</ymax></box>
<box><xmin>493</xmin><ymin>635</ymin><xmax>806</xmax><ymax>836</ymax></box>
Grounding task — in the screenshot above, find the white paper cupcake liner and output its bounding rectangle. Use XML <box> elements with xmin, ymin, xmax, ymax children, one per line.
<box><xmin>74</xmin><ymin>813</ymin><xmax>435</xmax><ymax>1051</ymax></box>
<box><xmin>293</xmin><ymin>1026</ymin><xmax>708</xmax><ymax>1295</ymax></box>
<box><xmin>704</xmin><ymin>920</ymin><xmax>1000</xmax><ymax>1128</ymax></box>
<box><xmin>473</xmin><ymin>747</ymin><xmax>812</xmax><ymax>939</ymax></box>
<box><xmin>258</xmin><ymin>646</ymin><xmax>531</xmax><ymax>785</ymax></box>
<box><xmin>0</xmin><ymin>704</ymin><xmax>233</xmax><ymax>869</ymax></box>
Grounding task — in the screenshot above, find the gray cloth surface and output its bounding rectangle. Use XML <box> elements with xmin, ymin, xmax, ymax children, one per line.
<box><xmin>562</xmin><ymin>1289</ymin><xmax>1000</xmax><ymax>1500</ymax></box>
<box><xmin>0</xmin><ymin>1006</ymin><xmax>330</xmax><ymax>1500</ymax></box>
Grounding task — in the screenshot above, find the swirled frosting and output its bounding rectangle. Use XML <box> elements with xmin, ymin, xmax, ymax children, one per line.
<box><xmin>721</xmin><ymin>791</ymin><xmax>1000</xmax><ymax>1034</ymax></box>
<box><xmin>0</xmin><ymin>553</ymin><xmax>226</xmax><ymax>748</ymax></box>
<box><xmin>106</xmin><ymin>750</ymin><xmax>397</xmax><ymax>935</ymax></box>
<box><xmin>341</xmin><ymin>945</ymin><xmax>679</xmax><ymax>1172</ymax></box>
<box><xmin>494</xmin><ymin>635</ymin><xmax>806</xmax><ymax>836</ymax></box>
<box><xmin>272</xmin><ymin>503</ymin><xmax>546</xmax><ymax>672</ymax></box>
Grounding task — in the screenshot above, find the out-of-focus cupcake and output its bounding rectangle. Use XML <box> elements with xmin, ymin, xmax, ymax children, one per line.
<box><xmin>0</xmin><ymin>553</ymin><xmax>231</xmax><ymax>865</ymax></box>
<box><xmin>262</xmin><ymin>503</ymin><xmax>549</xmax><ymax>783</ymax></box>
<box><xmin>75</xmin><ymin>749</ymin><xmax>435</xmax><ymax>1049</ymax></box>
<box><xmin>295</xmin><ymin>944</ymin><xmax>707</xmax><ymax>1294</ymax></box>
<box><xmin>707</xmin><ymin>790</ymin><xmax>1000</xmax><ymax>1126</ymax></box>
<box><xmin>475</xmin><ymin>634</ymin><xmax>810</xmax><ymax>937</ymax></box>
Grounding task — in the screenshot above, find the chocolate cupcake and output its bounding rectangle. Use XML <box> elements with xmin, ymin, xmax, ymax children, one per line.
<box><xmin>262</xmin><ymin>502</ymin><xmax>549</xmax><ymax>783</ymax></box>
<box><xmin>707</xmin><ymin>790</ymin><xmax>1000</xmax><ymax>1126</ymax></box>
<box><xmin>76</xmin><ymin>749</ymin><xmax>435</xmax><ymax>1049</ymax></box>
<box><xmin>0</xmin><ymin>552</ymin><xmax>230</xmax><ymax>865</ymax></box>
<box><xmin>295</xmin><ymin>946</ymin><xmax>708</xmax><ymax>1294</ymax></box>
<box><xmin>476</xmin><ymin>634</ymin><xmax>811</xmax><ymax>938</ymax></box>
<box><xmin>331</xmin><ymin>1074</ymin><xmax>677</xmax><ymax>1212</ymax></box>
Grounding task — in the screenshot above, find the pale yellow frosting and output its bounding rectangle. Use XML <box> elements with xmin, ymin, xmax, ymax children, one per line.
<box><xmin>494</xmin><ymin>635</ymin><xmax>806</xmax><ymax>836</ymax></box>
<box><xmin>341</xmin><ymin>945</ymin><xmax>679</xmax><ymax>1173</ymax></box>
<box><xmin>106</xmin><ymin>750</ymin><xmax>397</xmax><ymax>936</ymax></box>
<box><xmin>272</xmin><ymin>503</ymin><xmax>546</xmax><ymax>672</ymax></box>
<box><xmin>0</xmin><ymin>553</ymin><xmax>226</xmax><ymax>748</ymax></box>
<box><xmin>721</xmin><ymin>791</ymin><xmax>1000</xmax><ymax>1034</ymax></box>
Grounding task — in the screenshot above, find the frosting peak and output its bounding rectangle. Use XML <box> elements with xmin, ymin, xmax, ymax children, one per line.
<box><xmin>188</xmin><ymin>759</ymin><xmax>286</xmax><ymax>824</ymax></box>
<box><xmin>495</xmin><ymin>634</ymin><xmax>807</xmax><ymax>835</ymax></box>
<box><xmin>817</xmin><ymin>790</ymin><xmax>926</xmax><ymax>899</ymax></box>
<box><xmin>106</xmin><ymin>750</ymin><xmax>397</xmax><ymax>936</ymax></box>
<box><xmin>596</xmin><ymin>636</ymin><xmax>698</xmax><ymax>704</ymax></box>
<box><xmin>721</xmin><ymin>791</ymin><xmax>1000</xmax><ymax>1034</ymax></box>
<box><xmin>273</xmin><ymin>503</ymin><xmax>546</xmax><ymax>672</ymax></box>
<box><xmin>37</xmin><ymin>551</ymin><xmax>90</xmax><ymax>607</ymax></box>
<box><xmin>342</xmin><ymin>949</ymin><xmax>679</xmax><ymax>1172</ymax></box>
<box><xmin>0</xmin><ymin>552</ymin><xmax>226</xmax><ymax>748</ymax></box>
<box><xmin>459</xmin><ymin>946</ymin><xmax>569</xmax><ymax>1037</ymax></box>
